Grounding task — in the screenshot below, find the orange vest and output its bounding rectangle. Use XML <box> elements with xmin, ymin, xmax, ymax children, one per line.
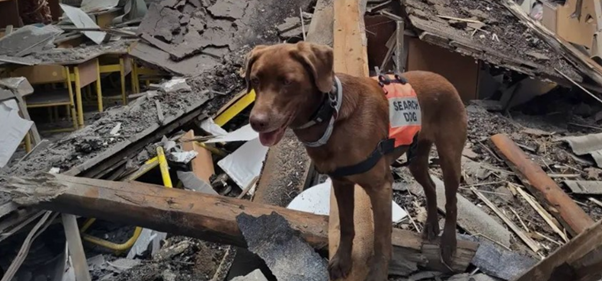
<box><xmin>371</xmin><ymin>75</ymin><xmax>422</xmax><ymax>148</ymax></box>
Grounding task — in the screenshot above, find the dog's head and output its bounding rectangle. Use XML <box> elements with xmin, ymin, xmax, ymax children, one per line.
<box><xmin>244</xmin><ymin>42</ymin><xmax>334</xmax><ymax>146</ymax></box>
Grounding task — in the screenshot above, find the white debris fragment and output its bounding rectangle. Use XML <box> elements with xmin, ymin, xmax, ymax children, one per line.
<box><xmin>49</xmin><ymin>167</ymin><xmax>60</xmax><ymax>174</ymax></box>
<box><xmin>109</xmin><ymin>122</ymin><xmax>122</xmax><ymax>136</ymax></box>
<box><xmin>161</xmin><ymin>78</ymin><xmax>191</xmax><ymax>93</ymax></box>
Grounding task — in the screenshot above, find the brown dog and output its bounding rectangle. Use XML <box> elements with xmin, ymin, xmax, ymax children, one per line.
<box><xmin>245</xmin><ymin>42</ymin><xmax>467</xmax><ymax>280</ymax></box>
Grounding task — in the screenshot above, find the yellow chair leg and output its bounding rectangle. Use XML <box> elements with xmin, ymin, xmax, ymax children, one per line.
<box><xmin>120</xmin><ymin>57</ymin><xmax>127</xmax><ymax>105</ymax></box>
<box><xmin>64</xmin><ymin>67</ymin><xmax>78</xmax><ymax>130</ymax></box>
<box><xmin>74</xmin><ymin>66</ymin><xmax>84</xmax><ymax>128</ymax></box>
<box><xmin>24</xmin><ymin>133</ymin><xmax>32</xmax><ymax>153</ymax></box>
<box><xmin>96</xmin><ymin>59</ymin><xmax>103</xmax><ymax>112</ymax></box>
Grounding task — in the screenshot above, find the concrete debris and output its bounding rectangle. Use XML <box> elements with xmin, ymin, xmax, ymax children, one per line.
<box><xmin>160</xmin><ymin>78</ymin><xmax>192</xmax><ymax>93</ymax></box>
<box><xmin>236</xmin><ymin>212</ymin><xmax>329</xmax><ymax>281</ymax></box>
<box><xmin>154</xmin><ymin>240</ymin><xmax>192</xmax><ymax>261</ymax></box>
<box><xmin>231</xmin><ymin>269</ymin><xmax>269</xmax><ymax>281</ymax></box>
<box><xmin>0</xmin><ymin>25</ymin><xmax>62</xmax><ymax>57</ymax></box>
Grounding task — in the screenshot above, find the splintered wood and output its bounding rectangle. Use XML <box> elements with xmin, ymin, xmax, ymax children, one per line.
<box><xmin>2</xmin><ymin>173</ymin><xmax>478</xmax><ymax>275</ymax></box>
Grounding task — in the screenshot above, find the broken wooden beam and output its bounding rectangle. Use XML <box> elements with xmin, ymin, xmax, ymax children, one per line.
<box><xmin>490</xmin><ymin>134</ymin><xmax>594</xmax><ymax>236</ymax></box>
<box><xmin>2</xmin><ymin>173</ymin><xmax>478</xmax><ymax>274</ymax></box>
<box><xmin>512</xmin><ymin>219</ymin><xmax>602</xmax><ymax>281</ymax></box>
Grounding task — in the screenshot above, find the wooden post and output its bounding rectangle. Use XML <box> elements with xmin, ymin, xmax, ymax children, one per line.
<box><xmin>490</xmin><ymin>134</ymin><xmax>594</xmax><ymax>236</ymax></box>
<box><xmin>2</xmin><ymin>173</ymin><xmax>477</xmax><ymax>274</ymax></box>
<box><xmin>332</xmin><ymin>0</ymin><xmax>372</xmax><ymax>279</ymax></box>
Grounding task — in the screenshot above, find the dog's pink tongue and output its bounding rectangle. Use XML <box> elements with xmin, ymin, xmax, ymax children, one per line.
<box><xmin>259</xmin><ymin>127</ymin><xmax>286</xmax><ymax>147</ymax></box>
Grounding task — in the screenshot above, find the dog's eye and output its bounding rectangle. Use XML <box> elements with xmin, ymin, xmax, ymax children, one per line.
<box><xmin>250</xmin><ymin>78</ymin><xmax>260</xmax><ymax>86</ymax></box>
<box><xmin>282</xmin><ymin>79</ymin><xmax>291</xmax><ymax>86</ymax></box>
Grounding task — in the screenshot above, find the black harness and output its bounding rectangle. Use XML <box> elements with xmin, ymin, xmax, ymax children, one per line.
<box><xmin>298</xmin><ymin>72</ymin><xmax>420</xmax><ymax>178</ymax></box>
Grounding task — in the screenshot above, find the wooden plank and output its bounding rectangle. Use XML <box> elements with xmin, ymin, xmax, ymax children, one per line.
<box><xmin>490</xmin><ymin>134</ymin><xmax>594</xmax><ymax>236</ymax></box>
<box><xmin>76</xmin><ymin>58</ymin><xmax>99</xmax><ymax>88</ymax></box>
<box><xmin>512</xmin><ymin>220</ymin><xmax>602</xmax><ymax>281</ymax></box>
<box><xmin>331</xmin><ymin>0</ymin><xmax>377</xmax><ymax>280</ymax></box>
<box><xmin>180</xmin><ymin>130</ymin><xmax>214</xmax><ymax>183</ymax></box>
<box><xmin>61</xmin><ymin>213</ymin><xmax>91</xmax><ymax>281</ymax></box>
<box><xmin>2</xmin><ymin>173</ymin><xmax>478</xmax><ymax>274</ymax></box>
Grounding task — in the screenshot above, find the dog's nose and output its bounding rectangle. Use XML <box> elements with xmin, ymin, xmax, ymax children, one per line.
<box><xmin>250</xmin><ymin>113</ymin><xmax>269</xmax><ymax>131</ymax></box>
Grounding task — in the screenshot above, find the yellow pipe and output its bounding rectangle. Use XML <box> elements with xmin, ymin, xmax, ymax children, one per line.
<box><xmin>157</xmin><ymin>147</ymin><xmax>173</xmax><ymax>188</ymax></box>
<box><xmin>82</xmin><ymin>227</ymin><xmax>143</xmax><ymax>253</ymax></box>
<box><xmin>79</xmin><ymin>156</ymin><xmax>161</xmax><ymax>254</ymax></box>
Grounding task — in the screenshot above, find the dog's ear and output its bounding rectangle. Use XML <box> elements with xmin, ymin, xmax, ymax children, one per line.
<box><xmin>292</xmin><ymin>42</ymin><xmax>334</xmax><ymax>93</ymax></box>
<box><xmin>244</xmin><ymin>45</ymin><xmax>269</xmax><ymax>93</ymax></box>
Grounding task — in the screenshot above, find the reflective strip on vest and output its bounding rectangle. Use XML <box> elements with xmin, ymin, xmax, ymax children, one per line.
<box><xmin>372</xmin><ymin>75</ymin><xmax>422</xmax><ymax>148</ymax></box>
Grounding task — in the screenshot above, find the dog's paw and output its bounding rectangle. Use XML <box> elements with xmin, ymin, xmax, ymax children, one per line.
<box><xmin>421</xmin><ymin>221</ymin><xmax>439</xmax><ymax>241</ymax></box>
<box><xmin>328</xmin><ymin>251</ymin><xmax>352</xmax><ymax>280</ymax></box>
<box><xmin>365</xmin><ymin>259</ymin><xmax>388</xmax><ymax>281</ymax></box>
<box><xmin>440</xmin><ymin>229</ymin><xmax>457</xmax><ymax>270</ymax></box>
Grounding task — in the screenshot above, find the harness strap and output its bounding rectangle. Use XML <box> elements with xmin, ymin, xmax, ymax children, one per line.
<box><xmin>328</xmin><ymin>138</ymin><xmax>396</xmax><ymax>178</ymax></box>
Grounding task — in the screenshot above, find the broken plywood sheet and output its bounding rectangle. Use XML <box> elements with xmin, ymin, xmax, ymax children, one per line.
<box><xmin>236</xmin><ymin>212</ymin><xmax>329</xmax><ymax>281</ymax></box>
<box><xmin>559</xmin><ymin>133</ymin><xmax>602</xmax><ymax>168</ymax></box>
<box><xmin>0</xmin><ymin>100</ymin><xmax>33</xmax><ymax>168</ymax></box>
<box><xmin>432</xmin><ymin>176</ymin><xmax>512</xmax><ymax>248</ymax></box>
<box><xmin>403</xmin><ymin>0</ymin><xmax>582</xmax><ymax>84</ymax></box>
<box><xmin>564</xmin><ymin>180</ymin><xmax>602</xmax><ymax>195</ymax></box>
<box><xmin>60</xmin><ymin>4</ymin><xmax>107</xmax><ymax>44</ymax></box>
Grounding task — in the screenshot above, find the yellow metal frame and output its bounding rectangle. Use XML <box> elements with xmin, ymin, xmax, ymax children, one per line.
<box><xmin>214</xmin><ymin>90</ymin><xmax>256</xmax><ymax>126</ymax></box>
<box><xmin>98</xmin><ymin>55</ymin><xmax>129</xmax><ymax>105</ymax></box>
<box><xmin>80</xmin><ymin>157</ymin><xmax>161</xmax><ymax>254</ymax></box>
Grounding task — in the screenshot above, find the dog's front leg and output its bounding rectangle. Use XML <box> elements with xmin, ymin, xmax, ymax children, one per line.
<box><xmin>329</xmin><ymin>179</ymin><xmax>355</xmax><ymax>280</ymax></box>
<box><xmin>363</xmin><ymin>176</ymin><xmax>392</xmax><ymax>281</ymax></box>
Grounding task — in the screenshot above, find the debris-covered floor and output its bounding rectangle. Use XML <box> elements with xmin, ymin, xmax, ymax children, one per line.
<box><xmin>2</xmin><ymin>0</ymin><xmax>602</xmax><ymax>281</ymax></box>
